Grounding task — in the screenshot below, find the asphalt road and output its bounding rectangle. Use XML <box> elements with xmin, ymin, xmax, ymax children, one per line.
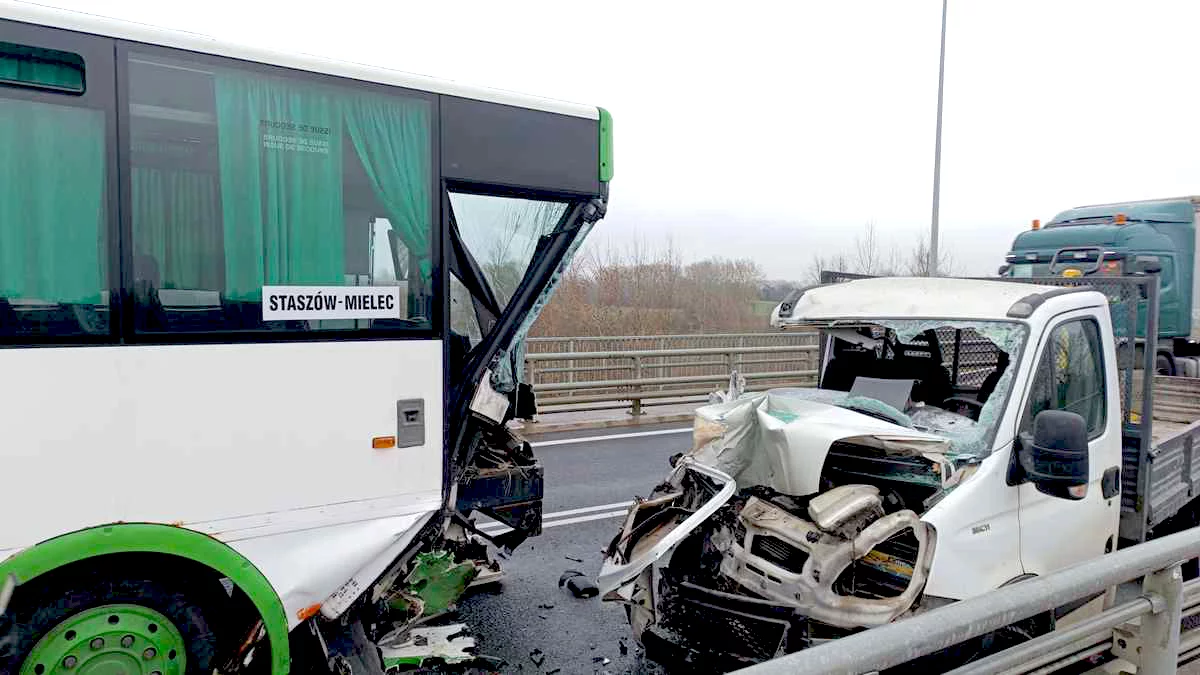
<box><xmin>458</xmin><ymin>427</ymin><xmax>693</xmax><ymax>674</ymax></box>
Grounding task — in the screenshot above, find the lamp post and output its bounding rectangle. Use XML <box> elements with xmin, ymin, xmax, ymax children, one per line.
<box><xmin>929</xmin><ymin>0</ymin><xmax>948</xmax><ymax>276</ymax></box>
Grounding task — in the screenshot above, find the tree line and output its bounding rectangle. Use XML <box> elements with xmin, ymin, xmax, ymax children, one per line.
<box><xmin>528</xmin><ymin>224</ymin><xmax>955</xmax><ymax>337</ymax></box>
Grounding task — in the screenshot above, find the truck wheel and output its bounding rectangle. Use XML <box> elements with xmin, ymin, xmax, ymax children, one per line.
<box><xmin>0</xmin><ymin>575</ymin><xmax>219</xmax><ymax>675</ymax></box>
<box><xmin>1157</xmin><ymin>353</ymin><xmax>1175</xmax><ymax>376</ymax></box>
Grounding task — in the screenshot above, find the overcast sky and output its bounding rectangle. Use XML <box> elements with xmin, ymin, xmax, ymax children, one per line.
<box><xmin>31</xmin><ymin>0</ymin><xmax>1200</xmax><ymax>279</ymax></box>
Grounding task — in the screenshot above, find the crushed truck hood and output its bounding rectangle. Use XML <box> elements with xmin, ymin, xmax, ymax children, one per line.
<box><xmin>598</xmin><ymin>390</ymin><xmax>948</xmax><ymax>609</ymax></box>
<box><xmin>691</xmin><ymin>390</ymin><xmax>953</xmax><ymax>495</ymax></box>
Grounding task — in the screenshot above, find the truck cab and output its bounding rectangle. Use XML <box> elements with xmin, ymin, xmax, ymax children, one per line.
<box><xmin>1002</xmin><ymin>197</ymin><xmax>1200</xmax><ymax>376</ymax></box>
<box><xmin>598</xmin><ymin>276</ymin><xmax>1200</xmax><ymax>670</ymax></box>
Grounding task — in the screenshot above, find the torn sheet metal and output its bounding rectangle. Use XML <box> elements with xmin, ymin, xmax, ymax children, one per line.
<box><xmin>469</xmin><ymin>368</ymin><xmax>510</xmax><ymax>423</ymax></box>
<box><xmin>229</xmin><ymin>510</ymin><xmax>436</xmax><ymax>627</ymax></box>
<box><xmin>596</xmin><ymin>459</ymin><xmax>736</xmax><ymax>596</ymax></box>
<box><xmin>689</xmin><ymin>390</ymin><xmax>951</xmax><ymax>496</ymax></box>
<box><xmin>378</xmin><ymin>624</ymin><xmax>477</xmax><ymax>669</ymax></box>
<box><xmin>388</xmin><ymin>550</ymin><xmax>478</xmax><ymax>617</ymax></box>
<box><xmin>720</xmin><ymin>486</ymin><xmax>933</xmax><ymax>628</ymax></box>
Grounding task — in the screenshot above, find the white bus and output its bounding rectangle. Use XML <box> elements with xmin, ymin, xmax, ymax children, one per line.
<box><xmin>0</xmin><ymin>3</ymin><xmax>611</xmax><ymax>673</ymax></box>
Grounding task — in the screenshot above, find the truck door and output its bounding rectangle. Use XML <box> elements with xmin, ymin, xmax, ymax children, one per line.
<box><xmin>1016</xmin><ymin>311</ymin><xmax>1122</xmax><ymax>574</ymax></box>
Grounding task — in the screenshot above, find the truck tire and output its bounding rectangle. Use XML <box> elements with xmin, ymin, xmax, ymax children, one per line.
<box><xmin>0</xmin><ymin>574</ymin><xmax>219</xmax><ymax>674</ymax></box>
<box><xmin>1157</xmin><ymin>353</ymin><xmax>1175</xmax><ymax>376</ymax></box>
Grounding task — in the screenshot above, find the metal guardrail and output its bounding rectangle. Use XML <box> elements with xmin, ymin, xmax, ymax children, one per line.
<box><xmin>733</xmin><ymin>525</ymin><xmax>1200</xmax><ymax>675</ymax></box>
<box><xmin>526</xmin><ymin>332</ymin><xmax>817</xmax><ymax>352</ymax></box>
<box><xmin>524</xmin><ymin>330</ymin><xmax>996</xmax><ymax>418</ymax></box>
<box><xmin>525</xmin><ymin>337</ymin><xmax>819</xmax><ymax>416</ymax></box>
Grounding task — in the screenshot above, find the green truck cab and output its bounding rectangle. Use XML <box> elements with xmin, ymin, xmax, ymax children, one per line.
<box><xmin>1001</xmin><ymin>196</ymin><xmax>1200</xmax><ymax>376</ymax></box>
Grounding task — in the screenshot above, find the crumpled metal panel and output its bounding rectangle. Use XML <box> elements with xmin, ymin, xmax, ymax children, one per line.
<box><xmin>690</xmin><ymin>390</ymin><xmax>951</xmax><ymax>496</ymax></box>
<box><xmin>719</xmin><ymin>490</ymin><xmax>933</xmax><ymax>629</ymax></box>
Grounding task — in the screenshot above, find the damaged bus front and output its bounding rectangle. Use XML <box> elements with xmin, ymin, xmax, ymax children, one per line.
<box><xmin>0</xmin><ymin>4</ymin><xmax>611</xmax><ymax>673</ymax></box>
<box><xmin>600</xmin><ymin>280</ymin><xmax>1036</xmax><ymax>670</ymax></box>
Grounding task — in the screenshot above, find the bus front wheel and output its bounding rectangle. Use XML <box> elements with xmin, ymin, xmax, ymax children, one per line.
<box><xmin>0</xmin><ymin>575</ymin><xmax>219</xmax><ymax>675</ymax></box>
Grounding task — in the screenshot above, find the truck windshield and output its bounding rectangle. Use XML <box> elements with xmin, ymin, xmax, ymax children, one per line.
<box><xmin>1007</xmin><ymin>262</ymin><xmax>1050</xmax><ymax>278</ymax></box>
<box><xmin>812</xmin><ymin>318</ymin><xmax>1028</xmax><ymax>457</ymax></box>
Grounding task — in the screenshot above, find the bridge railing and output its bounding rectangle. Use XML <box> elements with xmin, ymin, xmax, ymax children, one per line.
<box><xmin>524</xmin><ymin>330</ymin><xmax>995</xmax><ymax>417</ymax></box>
<box><xmin>524</xmin><ymin>332</ymin><xmax>819</xmax><ymax>416</ymax></box>
<box><xmin>732</xmin><ymin>525</ymin><xmax>1200</xmax><ymax>675</ymax></box>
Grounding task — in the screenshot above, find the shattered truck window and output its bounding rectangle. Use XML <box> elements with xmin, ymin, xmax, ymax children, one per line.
<box><xmin>813</xmin><ymin>319</ymin><xmax>1027</xmax><ymax>458</ymax></box>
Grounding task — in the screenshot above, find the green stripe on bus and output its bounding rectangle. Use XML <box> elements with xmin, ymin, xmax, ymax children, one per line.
<box><xmin>599</xmin><ymin>107</ymin><xmax>614</xmax><ymax>183</ymax></box>
<box><xmin>0</xmin><ymin>523</ymin><xmax>290</xmax><ymax>674</ymax></box>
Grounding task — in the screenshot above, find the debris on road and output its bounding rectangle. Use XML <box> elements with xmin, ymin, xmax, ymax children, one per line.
<box><xmin>619</xmin><ymin>639</ymin><xmax>628</xmax><ymax>656</ymax></box>
<box><xmin>529</xmin><ymin>648</ymin><xmax>545</xmax><ymax>667</ymax></box>
<box><xmin>378</xmin><ymin>624</ymin><xmax>476</xmax><ymax>670</ymax></box>
<box><xmin>559</xmin><ymin>570</ymin><xmax>599</xmax><ymax>598</ymax></box>
<box><xmin>538</xmin><ymin>603</ymin><xmax>555</xmax><ymax>610</ymax></box>
<box><xmin>565</xmin><ymin>555</ymin><xmax>584</xmax><ymax>563</ymax></box>
<box><xmin>388</xmin><ymin>550</ymin><xmax>479</xmax><ymax>619</ymax></box>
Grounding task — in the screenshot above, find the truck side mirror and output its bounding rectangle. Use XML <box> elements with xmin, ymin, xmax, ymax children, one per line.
<box><xmin>1017</xmin><ymin>409</ymin><xmax>1089</xmax><ymax>500</ymax></box>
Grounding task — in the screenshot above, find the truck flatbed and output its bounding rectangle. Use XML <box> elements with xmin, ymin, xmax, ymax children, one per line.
<box><xmin>1153</xmin><ymin>419</ymin><xmax>1198</xmax><ymax>446</ymax></box>
<box><xmin>1133</xmin><ymin>376</ymin><xmax>1200</xmax><ymax>537</ymax></box>
<box><xmin>1140</xmin><ymin>376</ymin><xmax>1200</xmax><ymax>444</ymax></box>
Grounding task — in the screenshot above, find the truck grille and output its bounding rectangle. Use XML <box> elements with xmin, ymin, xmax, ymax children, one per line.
<box><xmin>749</xmin><ymin>535</ymin><xmax>810</xmax><ymax>575</ymax></box>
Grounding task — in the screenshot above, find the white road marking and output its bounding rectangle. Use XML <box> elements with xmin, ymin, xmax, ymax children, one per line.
<box><xmin>478</xmin><ymin>509</ymin><xmax>631</xmax><ymax>535</ymax></box>
<box><xmin>476</xmin><ymin>501</ymin><xmax>634</xmax><ymax>534</ymax></box>
<box><xmin>538</xmin><ymin>509</ymin><xmax>631</xmax><ymax>529</ymax></box>
<box><xmin>530</xmin><ymin>427</ymin><xmax>691</xmax><ymax>448</ymax></box>
<box><xmin>543</xmin><ymin>501</ymin><xmax>634</xmax><ymax>519</ymax></box>
<box><xmin>476</xmin><ymin>502</ymin><xmax>631</xmax><ymax>532</ymax></box>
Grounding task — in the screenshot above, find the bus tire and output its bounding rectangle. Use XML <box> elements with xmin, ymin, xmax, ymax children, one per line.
<box><xmin>0</xmin><ymin>574</ymin><xmax>220</xmax><ymax>674</ymax></box>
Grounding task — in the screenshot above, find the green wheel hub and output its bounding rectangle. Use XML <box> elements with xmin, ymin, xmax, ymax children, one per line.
<box><xmin>21</xmin><ymin>604</ymin><xmax>186</xmax><ymax>675</ymax></box>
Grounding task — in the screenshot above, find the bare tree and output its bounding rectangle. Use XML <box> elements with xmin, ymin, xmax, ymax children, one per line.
<box><xmin>805</xmin><ymin>223</ymin><xmax>906</xmax><ymax>282</ymax></box>
<box><xmin>805</xmin><ymin>252</ymin><xmax>851</xmax><ymax>286</ymax></box>
<box><xmin>902</xmin><ymin>233</ymin><xmax>956</xmax><ymax>277</ymax></box>
<box><xmin>805</xmin><ymin>224</ymin><xmax>954</xmax><ymax>281</ymax></box>
<box><xmin>854</xmin><ymin>221</ymin><xmax>881</xmax><ymax>275</ymax></box>
<box><xmin>484</xmin><ymin>200</ymin><xmax>564</xmax><ymax>304</ymax></box>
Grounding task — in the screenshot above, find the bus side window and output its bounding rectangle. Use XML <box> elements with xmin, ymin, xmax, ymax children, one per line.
<box><xmin>0</xmin><ymin>38</ymin><xmax>110</xmax><ymax>340</ymax></box>
<box><xmin>126</xmin><ymin>49</ymin><xmax>435</xmax><ymax>337</ymax></box>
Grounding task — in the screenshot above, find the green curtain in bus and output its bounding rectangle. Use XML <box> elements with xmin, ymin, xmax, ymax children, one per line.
<box><xmin>0</xmin><ymin>98</ymin><xmax>105</xmax><ymax>304</ymax></box>
<box><xmin>132</xmin><ymin>167</ymin><xmax>222</xmax><ymax>290</ymax></box>
<box><xmin>214</xmin><ymin>72</ymin><xmax>344</xmax><ymax>300</ymax></box>
<box><xmin>342</xmin><ymin>94</ymin><xmax>432</xmax><ymax>280</ymax></box>
<box><xmin>0</xmin><ymin>42</ymin><xmax>85</xmax><ymax>91</ymax></box>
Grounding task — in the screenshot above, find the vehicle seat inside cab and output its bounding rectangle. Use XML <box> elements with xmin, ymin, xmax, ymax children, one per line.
<box><xmin>822</xmin><ymin>329</ymin><xmax>953</xmax><ymax>406</ymax></box>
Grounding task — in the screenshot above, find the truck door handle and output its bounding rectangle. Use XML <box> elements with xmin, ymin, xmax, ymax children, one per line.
<box><xmin>1102</xmin><ymin>466</ymin><xmax>1120</xmax><ymax>499</ymax></box>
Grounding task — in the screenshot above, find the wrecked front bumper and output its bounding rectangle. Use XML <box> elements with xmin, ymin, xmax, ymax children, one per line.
<box><xmin>599</xmin><ymin>460</ymin><xmax>935</xmax><ymax>667</ymax></box>
<box><xmin>597</xmin><ymin>459</ymin><xmax>737</xmax><ymax>597</ymax></box>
